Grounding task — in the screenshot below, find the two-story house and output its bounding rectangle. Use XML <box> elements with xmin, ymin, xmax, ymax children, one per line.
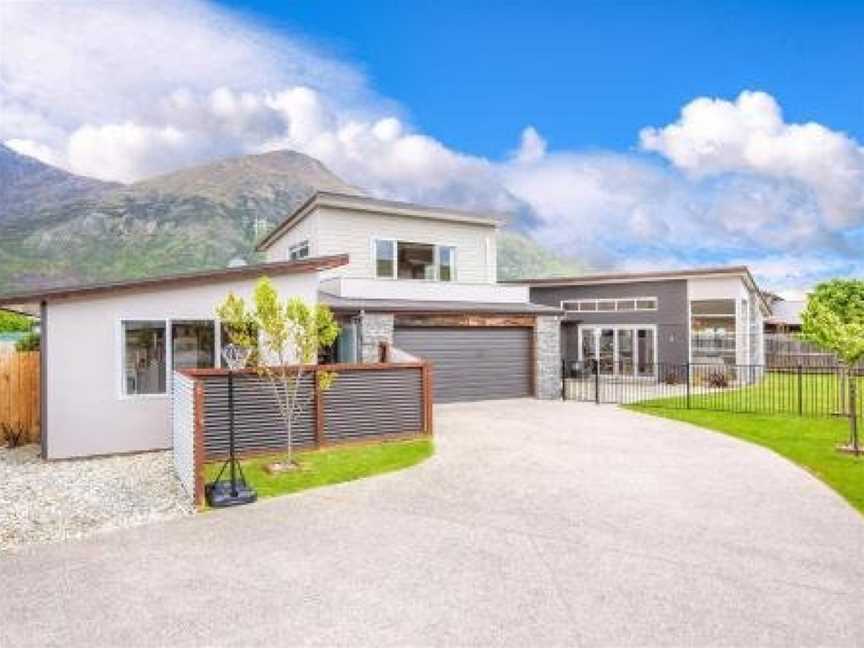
<box><xmin>0</xmin><ymin>191</ymin><xmax>561</xmax><ymax>459</ymax></box>
<box><xmin>256</xmin><ymin>192</ymin><xmax>562</xmax><ymax>403</ymax></box>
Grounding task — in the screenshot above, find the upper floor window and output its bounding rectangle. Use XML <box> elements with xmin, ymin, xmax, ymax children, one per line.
<box><xmin>562</xmin><ymin>297</ymin><xmax>657</xmax><ymax>312</ymax></box>
<box><xmin>288</xmin><ymin>240</ymin><xmax>309</xmax><ymax>261</ymax></box>
<box><xmin>374</xmin><ymin>239</ymin><xmax>455</xmax><ymax>281</ymax></box>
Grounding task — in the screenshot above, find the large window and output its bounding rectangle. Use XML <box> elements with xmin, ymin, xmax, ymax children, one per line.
<box><xmin>374</xmin><ymin>239</ymin><xmax>456</xmax><ymax>281</ymax></box>
<box><xmin>578</xmin><ymin>325</ymin><xmax>657</xmax><ymax>377</ymax></box>
<box><xmin>123</xmin><ymin>321</ymin><xmax>167</xmax><ymax>396</ymax></box>
<box><xmin>691</xmin><ymin>299</ymin><xmax>736</xmax><ymax>364</ymax></box>
<box><xmin>172</xmin><ymin>321</ymin><xmax>215</xmax><ymax>371</ymax></box>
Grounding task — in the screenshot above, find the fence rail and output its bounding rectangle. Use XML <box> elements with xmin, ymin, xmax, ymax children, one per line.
<box><xmin>565</xmin><ymin>362</ymin><xmax>863</xmax><ymax>420</ymax></box>
<box><xmin>0</xmin><ymin>351</ymin><xmax>40</xmax><ymax>443</ymax></box>
<box><xmin>170</xmin><ymin>361</ymin><xmax>433</xmax><ymax>505</ymax></box>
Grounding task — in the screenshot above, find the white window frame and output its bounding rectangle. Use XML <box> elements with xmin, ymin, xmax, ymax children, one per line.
<box><xmin>577</xmin><ymin>324</ymin><xmax>658</xmax><ymax>378</ymax></box>
<box><xmin>561</xmin><ymin>297</ymin><xmax>658</xmax><ymax>312</ymax></box>
<box><xmin>117</xmin><ymin>317</ymin><xmax>221</xmax><ymax>400</ymax></box>
<box><xmin>372</xmin><ymin>237</ymin><xmax>457</xmax><ymax>282</ymax></box>
<box><xmin>288</xmin><ymin>240</ymin><xmax>310</xmax><ymax>261</ymax></box>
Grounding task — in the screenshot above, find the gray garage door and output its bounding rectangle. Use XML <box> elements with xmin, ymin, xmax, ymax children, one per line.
<box><xmin>393</xmin><ymin>327</ymin><xmax>532</xmax><ymax>402</ymax></box>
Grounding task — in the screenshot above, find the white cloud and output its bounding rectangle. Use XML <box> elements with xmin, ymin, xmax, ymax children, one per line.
<box><xmin>639</xmin><ymin>91</ymin><xmax>864</xmax><ymax>228</ymax></box>
<box><xmin>1</xmin><ymin>3</ymin><xmax>862</xmax><ymax>294</ymax></box>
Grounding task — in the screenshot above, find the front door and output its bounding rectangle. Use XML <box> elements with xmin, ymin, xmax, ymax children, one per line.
<box><xmin>579</xmin><ymin>326</ymin><xmax>657</xmax><ymax>377</ymax></box>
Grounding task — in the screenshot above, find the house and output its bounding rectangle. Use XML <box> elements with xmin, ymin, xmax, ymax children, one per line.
<box><xmin>0</xmin><ymin>192</ymin><xmax>561</xmax><ymax>459</ymax></box>
<box><xmin>516</xmin><ymin>267</ymin><xmax>770</xmax><ymax>377</ymax></box>
<box><xmin>256</xmin><ymin>192</ymin><xmax>562</xmax><ymax>403</ymax></box>
<box><xmin>764</xmin><ymin>298</ymin><xmax>805</xmax><ymax>334</ymax></box>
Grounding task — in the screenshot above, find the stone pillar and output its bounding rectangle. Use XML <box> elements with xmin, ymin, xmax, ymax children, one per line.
<box><xmin>359</xmin><ymin>313</ymin><xmax>394</xmax><ymax>363</ymax></box>
<box><xmin>534</xmin><ymin>315</ymin><xmax>562</xmax><ymax>400</ymax></box>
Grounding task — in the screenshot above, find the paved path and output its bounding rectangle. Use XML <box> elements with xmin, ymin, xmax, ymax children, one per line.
<box><xmin>2</xmin><ymin>400</ymin><xmax>863</xmax><ymax>646</ymax></box>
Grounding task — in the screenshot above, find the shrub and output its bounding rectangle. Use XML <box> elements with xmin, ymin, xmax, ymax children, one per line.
<box><xmin>1</xmin><ymin>422</ymin><xmax>27</xmax><ymax>449</ymax></box>
<box><xmin>15</xmin><ymin>331</ymin><xmax>40</xmax><ymax>352</ymax></box>
<box><xmin>0</xmin><ymin>311</ymin><xmax>32</xmax><ymax>333</ymax></box>
<box><xmin>705</xmin><ymin>371</ymin><xmax>730</xmax><ymax>388</ymax></box>
<box><xmin>663</xmin><ymin>371</ymin><xmax>680</xmax><ymax>385</ymax></box>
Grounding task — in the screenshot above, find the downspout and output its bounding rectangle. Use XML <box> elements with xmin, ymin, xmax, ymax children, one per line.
<box><xmin>40</xmin><ymin>300</ymin><xmax>48</xmax><ymax>460</ymax></box>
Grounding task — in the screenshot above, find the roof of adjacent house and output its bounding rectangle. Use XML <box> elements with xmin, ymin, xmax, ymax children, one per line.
<box><xmin>0</xmin><ymin>255</ymin><xmax>349</xmax><ymax>306</ymax></box>
<box><xmin>256</xmin><ymin>191</ymin><xmax>501</xmax><ymax>252</ymax></box>
<box><xmin>319</xmin><ymin>292</ymin><xmax>563</xmax><ymax>315</ymax></box>
<box><xmin>766</xmin><ymin>300</ymin><xmax>805</xmax><ymax>326</ymax></box>
<box><xmin>506</xmin><ymin>265</ymin><xmax>771</xmax><ymax>312</ymax></box>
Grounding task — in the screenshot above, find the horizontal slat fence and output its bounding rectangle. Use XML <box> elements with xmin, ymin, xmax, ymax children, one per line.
<box><xmin>173</xmin><ymin>362</ymin><xmax>432</xmax><ymax>505</ymax></box>
<box><xmin>0</xmin><ymin>351</ymin><xmax>40</xmax><ymax>444</ymax></box>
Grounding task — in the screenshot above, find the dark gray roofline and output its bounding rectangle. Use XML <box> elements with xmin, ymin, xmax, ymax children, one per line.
<box><xmin>319</xmin><ymin>293</ymin><xmax>563</xmax><ymax>316</ymax></box>
<box><xmin>256</xmin><ymin>190</ymin><xmax>501</xmax><ymax>252</ymax></box>
<box><xmin>0</xmin><ymin>255</ymin><xmax>349</xmax><ymax>306</ymax></box>
<box><xmin>506</xmin><ymin>265</ymin><xmax>770</xmax><ymax>313</ymax></box>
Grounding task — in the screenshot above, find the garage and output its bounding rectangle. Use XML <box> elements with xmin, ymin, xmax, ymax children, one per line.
<box><xmin>393</xmin><ymin>326</ymin><xmax>533</xmax><ymax>402</ymax></box>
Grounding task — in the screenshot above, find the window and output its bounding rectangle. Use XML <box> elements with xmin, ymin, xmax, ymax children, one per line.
<box><xmin>288</xmin><ymin>240</ymin><xmax>309</xmax><ymax>261</ymax></box>
<box><xmin>375</xmin><ymin>239</ymin><xmax>396</xmax><ymax>278</ymax></box>
<box><xmin>438</xmin><ymin>246</ymin><xmax>455</xmax><ymax>282</ymax></box>
<box><xmin>172</xmin><ymin>321</ymin><xmax>215</xmax><ymax>371</ymax></box>
<box><xmin>123</xmin><ymin>321</ymin><xmax>166</xmax><ymax>395</ymax></box>
<box><xmin>374</xmin><ymin>239</ymin><xmax>456</xmax><ymax>281</ymax></box>
<box><xmin>690</xmin><ymin>299</ymin><xmax>736</xmax><ymax>365</ymax></box>
<box><xmin>397</xmin><ymin>241</ymin><xmax>436</xmax><ymax>280</ymax></box>
<box><xmin>562</xmin><ymin>297</ymin><xmax>658</xmax><ymax>312</ymax></box>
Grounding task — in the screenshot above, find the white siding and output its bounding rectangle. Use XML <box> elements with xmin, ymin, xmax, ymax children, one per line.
<box><xmin>44</xmin><ymin>272</ymin><xmax>320</xmax><ymax>459</ymax></box>
<box><xmin>268</xmin><ymin>206</ymin><xmax>496</xmax><ymax>283</ymax></box>
<box><xmin>266</xmin><ymin>210</ymin><xmax>320</xmax><ymax>262</ymax></box>
<box><xmin>171</xmin><ymin>371</ymin><xmax>196</xmax><ymax>501</ymax></box>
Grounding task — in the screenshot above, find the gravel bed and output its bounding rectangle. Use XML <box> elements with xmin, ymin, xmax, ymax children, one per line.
<box><xmin>0</xmin><ymin>445</ymin><xmax>194</xmax><ymax>552</ymax></box>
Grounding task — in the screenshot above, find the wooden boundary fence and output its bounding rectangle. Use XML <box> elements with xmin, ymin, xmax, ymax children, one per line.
<box><xmin>0</xmin><ymin>351</ymin><xmax>40</xmax><ymax>444</ymax></box>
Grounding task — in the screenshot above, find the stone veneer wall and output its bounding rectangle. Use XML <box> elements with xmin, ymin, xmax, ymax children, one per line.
<box><xmin>359</xmin><ymin>313</ymin><xmax>394</xmax><ymax>363</ymax></box>
<box><xmin>534</xmin><ymin>315</ymin><xmax>562</xmax><ymax>400</ymax></box>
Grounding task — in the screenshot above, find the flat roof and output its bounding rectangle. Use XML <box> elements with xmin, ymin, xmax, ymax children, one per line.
<box><xmin>0</xmin><ymin>255</ymin><xmax>349</xmax><ymax>306</ymax></box>
<box><xmin>256</xmin><ymin>191</ymin><xmax>501</xmax><ymax>251</ymax></box>
<box><xmin>506</xmin><ymin>265</ymin><xmax>771</xmax><ymax>314</ymax></box>
<box><xmin>319</xmin><ymin>292</ymin><xmax>563</xmax><ymax>315</ymax></box>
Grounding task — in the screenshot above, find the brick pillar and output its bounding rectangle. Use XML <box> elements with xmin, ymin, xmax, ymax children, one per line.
<box><xmin>534</xmin><ymin>315</ymin><xmax>562</xmax><ymax>400</ymax></box>
<box><xmin>359</xmin><ymin>313</ymin><xmax>394</xmax><ymax>363</ymax></box>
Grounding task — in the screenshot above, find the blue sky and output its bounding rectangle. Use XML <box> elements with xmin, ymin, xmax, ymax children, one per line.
<box><xmin>223</xmin><ymin>0</ymin><xmax>864</xmax><ymax>158</ymax></box>
<box><xmin>2</xmin><ymin>0</ymin><xmax>862</xmax><ymax>294</ymax></box>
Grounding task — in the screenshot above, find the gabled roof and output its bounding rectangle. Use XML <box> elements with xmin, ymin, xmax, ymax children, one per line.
<box><xmin>766</xmin><ymin>300</ymin><xmax>805</xmax><ymax>326</ymax></box>
<box><xmin>256</xmin><ymin>191</ymin><xmax>501</xmax><ymax>252</ymax></box>
<box><xmin>0</xmin><ymin>255</ymin><xmax>349</xmax><ymax>306</ymax></box>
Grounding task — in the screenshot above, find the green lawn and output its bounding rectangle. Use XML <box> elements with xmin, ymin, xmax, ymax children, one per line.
<box><xmin>204</xmin><ymin>438</ymin><xmax>434</xmax><ymax>500</ymax></box>
<box><xmin>638</xmin><ymin>370</ymin><xmax>863</xmax><ymax>418</ymax></box>
<box><xmin>627</xmin><ymin>404</ymin><xmax>864</xmax><ymax>515</ymax></box>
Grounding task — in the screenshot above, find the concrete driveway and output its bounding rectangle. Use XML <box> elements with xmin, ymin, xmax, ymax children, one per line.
<box><xmin>2</xmin><ymin>400</ymin><xmax>863</xmax><ymax>647</ymax></box>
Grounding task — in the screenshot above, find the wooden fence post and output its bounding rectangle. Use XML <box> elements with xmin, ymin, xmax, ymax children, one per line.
<box><xmin>193</xmin><ymin>380</ymin><xmax>206</xmax><ymax>507</ymax></box>
<box><xmin>313</xmin><ymin>367</ymin><xmax>326</xmax><ymax>448</ymax></box>
<box><xmin>421</xmin><ymin>362</ymin><xmax>434</xmax><ymax>436</ymax></box>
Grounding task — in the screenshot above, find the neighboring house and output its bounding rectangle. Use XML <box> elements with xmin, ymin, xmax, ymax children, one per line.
<box><xmin>256</xmin><ymin>192</ymin><xmax>562</xmax><ymax>403</ymax></box>
<box><xmin>0</xmin><ymin>192</ymin><xmax>561</xmax><ymax>459</ymax></box>
<box><xmin>516</xmin><ymin>267</ymin><xmax>770</xmax><ymax>377</ymax></box>
<box><xmin>764</xmin><ymin>299</ymin><xmax>804</xmax><ymax>333</ymax></box>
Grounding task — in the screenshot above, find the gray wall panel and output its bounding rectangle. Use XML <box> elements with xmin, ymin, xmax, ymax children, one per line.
<box><xmin>530</xmin><ymin>280</ymin><xmax>689</xmax><ymax>365</ymax></box>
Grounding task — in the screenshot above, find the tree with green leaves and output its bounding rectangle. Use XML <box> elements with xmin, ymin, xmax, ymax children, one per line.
<box><xmin>0</xmin><ymin>310</ymin><xmax>32</xmax><ymax>333</ymax></box>
<box><xmin>216</xmin><ymin>278</ymin><xmax>340</xmax><ymax>464</ymax></box>
<box><xmin>801</xmin><ymin>279</ymin><xmax>864</xmax><ymax>452</ymax></box>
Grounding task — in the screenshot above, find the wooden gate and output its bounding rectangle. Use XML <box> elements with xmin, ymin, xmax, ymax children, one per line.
<box><xmin>0</xmin><ymin>351</ymin><xmax>40</xmax><ymax>443</ymax></box>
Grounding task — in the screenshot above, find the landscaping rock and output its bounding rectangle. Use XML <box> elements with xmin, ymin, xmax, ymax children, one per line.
<box><xmin>0</xmin><ymin>444</ymin><xmax>194</xmax><ymax>552</ymax></box>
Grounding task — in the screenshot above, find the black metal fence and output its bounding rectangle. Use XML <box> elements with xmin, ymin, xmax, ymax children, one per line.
<box><xmin>564</xmin><ymin>362</ymin><xmax>863</xmax><ymax>420</ymax></box>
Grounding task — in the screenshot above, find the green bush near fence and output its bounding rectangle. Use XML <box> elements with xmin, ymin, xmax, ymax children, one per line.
<box><xmin>204</xmin><ymin>438</ymin><xmax>434</xmax><ymax>500</ymax></box>
<box><xmin>627</xmin><ymin>406</ymin><xmax>864</xmax><ymax>515</ymax></box>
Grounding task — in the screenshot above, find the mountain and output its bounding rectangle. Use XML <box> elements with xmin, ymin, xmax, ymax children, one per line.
<box><xmin>0</xmin><ymin>144</ymin><xmax>119</xmax><ymax>223</ymax></box>
<box><xmin>0</xmin><ymin>148</ymin><xmax>580</xmax><ymax>294</ymax></box>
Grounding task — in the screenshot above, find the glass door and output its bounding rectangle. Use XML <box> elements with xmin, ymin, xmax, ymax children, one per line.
<box><xmin>637</xmin><ymin>328</ymin><xmax>655</xmax><ymax>377</ymax></box>
<box><xmin>598</xmin><ymin>329</ymin><xmax>615</xmax><ymax>375</ymax></box>
<box><xmin>617</xmin><ymin>329</ymin><xmax>634</xmax><ymax>376</ymax></box>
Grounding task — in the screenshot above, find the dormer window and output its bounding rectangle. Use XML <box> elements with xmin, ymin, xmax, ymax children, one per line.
<box><xmin>374</xmin><ymin>239</ymin><xmax>456</xmax><ymax>281</ymax></box>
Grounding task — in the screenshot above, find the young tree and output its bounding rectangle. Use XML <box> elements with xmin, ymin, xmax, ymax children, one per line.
<box><xmin>801</xmin><ymin>279</ymin><xmax>864</xmax><ymax>452</ymax></box>
<box><xmin>216</xmin><ymin>278</ymin><xmax>340</xmax><ymax>464</ymax></box>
